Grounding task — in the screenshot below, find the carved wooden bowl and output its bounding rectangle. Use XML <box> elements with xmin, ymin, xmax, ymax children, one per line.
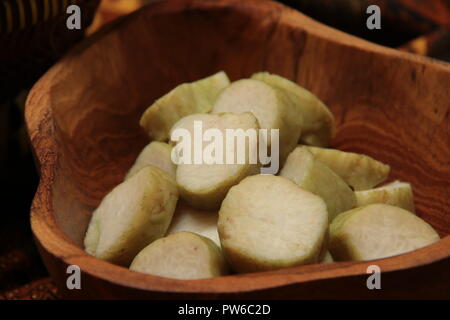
<box><xmin>25</xmin><ymin>0</ymin><xmax>450</xmax><ymax>299</ymax></box>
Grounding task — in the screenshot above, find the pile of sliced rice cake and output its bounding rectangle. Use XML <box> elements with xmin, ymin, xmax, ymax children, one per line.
<box><xmin>83</xmin><ymin>71</ymin><xmax>439</xmax><ymax>279</ymax></box>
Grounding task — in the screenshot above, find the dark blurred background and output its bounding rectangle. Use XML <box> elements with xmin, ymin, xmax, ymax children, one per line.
<box><xmin>0</xmin><ymin>0</ymin><xmax>449</xmax><ymax>299</ymax></box>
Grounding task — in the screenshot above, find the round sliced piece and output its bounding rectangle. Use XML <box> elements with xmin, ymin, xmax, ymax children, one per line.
<box><xmin>305</xmin><ymin>146</ymin><xmax>390</xmax><ymax>191</ymax></box>
<box><xmin>218</xmin><ymin>175</ymin><xmax>328</xmax><ymax>273</ymax></box>
<box><xmin>140</xmin><ymin>71</ymin><xmax>230</xmax><ymax>141</ymax></box>
<box><xmin>212</xmin><ymin>79</ymin><xmax>303</xmax><ymax>164</ymax></box>
<box><xmin>280</xmin><ymin>146</ymin><xmax>356</xmax><ymax>220</ymax></box>
<box><xmin>125</xmin><ymin>142</ymin><xmax>175</xmax><ymax>179</ymax></box>
<box><xmin>130</xmin><ymin>232</ymin><xmax>229</xmax><ymax>280</ymax></box>
<box><xmin>167</xmin><ymin>200</ymin><xmax>220</xmax><ymax>246</ymax></box>
<box><xmin>174</xmin><ymin>112</ymin><xmax>260</xmax><ymax>210</ymax></box>
<box><xmin>329</xmin><ymin>204</ymin><xmax>440</xmax><ymax>261</ymax></box>
<box><xmin>355</xmin><ymin>180</ymin><xmax>415</xmax><ymax>213</ymax></box>
<box><xmin>251</xmin><ymin>72</ymin><xmax>335</xmax><ymax>147</ymax></box>
<box><xmin>84</xmin><ymin>165</ymin><xmax>179</xmax><ymax>266</ymax></box>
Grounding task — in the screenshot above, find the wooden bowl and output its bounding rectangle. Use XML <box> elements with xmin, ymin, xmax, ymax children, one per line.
<box><xmin>25</xmin><ymin>0</ymin><xmax>450</xmax><ymax>299</ymax></box>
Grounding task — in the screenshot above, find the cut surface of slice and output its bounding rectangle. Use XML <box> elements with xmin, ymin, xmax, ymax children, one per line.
<box><xmin>129</xmin><ymin>232</ymin><xmax>228</xmax><ymax>280</ymax></box>
<box><xmin>212</xmin><ymin>79</ymin><xmax>303</xmax><ymax>164</ymax></box>
<box><xmin>140</xmin><ymin>71</ymin><xmax>230</xmax><ymax>141</ymax></box>
<box><xmin>305</xmin><ymin>146</ymin><xmax>390</xmax><ymax>190</ymax></box>
<box><xmin>355</xmin><ymin>180</ymin><xmax>415</xmax><ymax>213</ymax></box>
<box><xmin>125</xmin><ymin>142</ymin><xmax>175</xmax><ymax>179</ymax></box>
<box><xmin>175</xmin><ymin>112</ymin><xmax>260</xmax><ymax>210</ymax></box>
<box><xmin>329</xmin><ymin>204</ymin><xmax>440</xmax><ymax>261</ymax></box>
<box><xmin>167</xmin><ymin>200</ymin><xmax>219</xmax><ymax>246</ymax></box>
<box><xmin>280</xmin><ymin>147</ymin><xmax>355</xmax><ymax>220</ymax></box>
<box><xmin>251</xmin><ymin>72</ymin><xmax>335</xmax><ymax>147</ymax></box>
<box><xmin>218</xmin><ymin>175</ymin><xmax>328</xmax><ymax>273</ymax></box>
<box><xmin>84</xmin><ymin>166</ymin><xmax>179</xmax><ymax>266</ymax></box>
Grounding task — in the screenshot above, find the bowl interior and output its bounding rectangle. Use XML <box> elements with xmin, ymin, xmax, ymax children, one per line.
<box><xmin>42</xmin><ymin>0</ymin><xmax>450</xmax><ymax>256</ymax></box>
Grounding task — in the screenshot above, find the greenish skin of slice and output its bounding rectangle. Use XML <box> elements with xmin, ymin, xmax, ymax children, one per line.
<box><xmin>305</xmin><ymin>146</ymin><xmax>390</xmax><ymax>191</ymax></box>
<box><xmin>130</xmin><ymin>232</ymin><xmax>229</xmax><ymax>279</ymax></box>
<box><xmin>329</xmin><ymin>204</ymin><xmax>440</xmax><ymax>261</ymax></box>
<box><xmin>84</xmin><ymin>165</ymin><xmax>179</xmax><ymax>266</ymax></box>
<box><xmin>251</xmin><ymin>72</ymin><xmax>336</xmax><ymax>147</ymax></box>
<box><xmin>354</xmin><ymin>181</ymin><xmax>415</xmax><ymax>213</ymax></box>
<box><xmin>280</xmin><ymin>147</ymin><xmax>356</xmax><ymax>221</ymax></box>
<box><xmin>140</xmin><ymin>71</ymin><xmax>230</xmax><ymax>141</ymax></box>
<box><xmin>125</xmin><ymin>141</ymin><xmax>175</xmax><ymax>180</ymax></box>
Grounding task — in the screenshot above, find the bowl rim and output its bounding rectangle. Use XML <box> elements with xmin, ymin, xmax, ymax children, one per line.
<box><xmin>25</xmin><ymin>0</ymin><xmax>450</xmax><ymax>294</ymax></box>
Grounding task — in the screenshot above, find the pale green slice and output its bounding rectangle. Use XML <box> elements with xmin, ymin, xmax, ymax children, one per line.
<box><xmin>167</xmin><ymin>200</ymin><xmax>219</xmax><ymax>246</ymax></box>
<box><xmin>252</xmin><ymin>72</ymin><xmax>335</xmax><ymax>147</ymax></box>
<box><xmin>84</xmin><ymin>166</ymin><xmax>179</xmax><ymax>266</ymax></box>
<box><xmin>355</xmin><ymin>180</ymin><xmax>415</xmax><ymax>213</ymax></box>
<box><xmin>130</xmin><ymin>232</ymin><xmax>228</xmax><ymax>280</ymax></box>
<box><xmin>174</xmin><ymin>112</ymin><xmax>260</xmax><ymax>210</ymax></box>
<box><xmin>140</xmin><ymin>71</ymin><xmax>230</xmax><ymax>141</ymax></box>
<box><xmin>280</xmin><ymin>147</ymin><xmax>356</xmax><ymax>220</ymax></box>
<box><xmin>330</xmin><ymin>204</ymin><xmax>440</xmax><ymax>261</ymax></box>
<box><xmin>212</xmin><ymin>79</ymin><xmax>303</xmax><ymax>165</ymax></box>
<box><xmin>218</xmin><ymin>175</ymin><xmax>328</xmax><ymax>273</ymax></box>
<box><xmin>125</xmin><ymin>142</ymin><xmax>175</xmax><ymax>179</ymax></box>
<box><xmin>305</xmin><ymin>146</ymin><xmax>390</xmax><ymax>190</ymax></box>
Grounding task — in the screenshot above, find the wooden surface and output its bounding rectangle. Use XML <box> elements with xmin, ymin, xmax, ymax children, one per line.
<box><xmin>0</xmin><ymin>278</ymin><xmax>58</xmax><ymax>300</ymax></box>
<box><xmin>87</xmin><ymin>0</ymin><xmax>149</xmax><ymax>34</ymax></box>
<box><xmin>25</xmin><ymin>0</ymin><xmax>450</xmax><ymax>299</ymax></box>
<box><xmin>280</xmin><ymin>0</ymin><xmax>450</xmax><ymax>47</ymax></box>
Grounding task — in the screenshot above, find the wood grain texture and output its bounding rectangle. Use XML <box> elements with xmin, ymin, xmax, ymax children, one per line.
<box><xmin>25</xmin><ymin>0</ymin><xmax>450</xmax><ymax>299</ymax></box>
